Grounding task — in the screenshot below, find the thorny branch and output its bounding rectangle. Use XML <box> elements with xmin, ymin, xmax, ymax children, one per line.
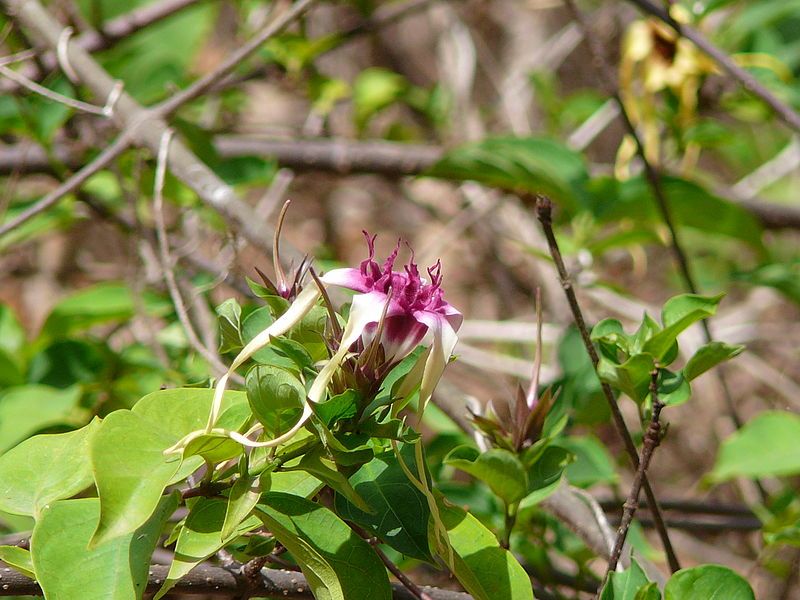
<box><xmin>534</xmin><ymin>194</ymin><xmax>680</xmax><ymax>574</ymax></box>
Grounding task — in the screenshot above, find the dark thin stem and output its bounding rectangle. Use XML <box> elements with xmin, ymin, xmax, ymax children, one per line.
<box><xmin>602</xmin><ymin>370</ymin><xmax>665</xmax><ymax>589</ymax></box>
<box><xmin>350</xmin><ymin>523</ymin><xmax>433</xmax><ymax>600</ymax></box>
<box><xmin>534</xmin><ymin>196</ymin><xmax>680</xmax><ymax>573</ymax></box>
<box><xmin>596</xmin><ymin>496</ymin><xmax>754</xmax><ymax>518</ymax></box>
<box><xmin>626</xmin><ymin>0</ymin><xmax>800</xmax><ymax>134</ymax></box>
<box><xmin>563</xmin><ymin>0</ymin><xmax>746</xmax><ymax>431</ymax></box>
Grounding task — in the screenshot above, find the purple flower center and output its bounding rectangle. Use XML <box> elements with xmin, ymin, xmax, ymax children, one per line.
<box><xmin>358</xmin><ymin>231</ymin><xmax>450</xmax><ymax>317</ymax></box>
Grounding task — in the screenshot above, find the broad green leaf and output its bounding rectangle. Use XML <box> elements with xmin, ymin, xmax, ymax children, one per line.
<box><xmin>182</xmin><ymin>431</ymin><xmax>244</xmax><ymax>463</ymax></box>
<box><xmin>132</xmin><ymin>388</ymin><xmax>248</xmax><ymax>439</ymax></box>
<box><xmin>246</xmin><ymin>364</ymin><xmax>305</xmax><ymax>436</ymax></box>
<box><xmin>335</xmin><ymin>447</ymin><xmax>433</xmax><ymax>562</ymax></box>
<box><xmin>0</xmin><ymin>419</ymin><xmax>99</xmax><ymax>517</ymax></box>
<box><xmin>241</xmin><ymin>307</ymin><xmax>297</xmax><ymax>370</ymax></box>
<box><xmin>265</xmin><ymin>470</ymin><xmax>324</xmax><ymax>498</ymax></box>
<box><xmin>314</xmin><ymin>390</ymin><xmax>359</xmax><ymax>427</ymax></box>
<box><xmin>437</xmin><ymin>495</ymin><xmax>534</xmax><ymax>600</ymax></box>
<box><xmin>28</xmin><ymin>339</ymin><xmax>107</xmax><ymax>388</ymax></box>
<box><xmin>32</xmin><ymin>495</ymin><xmax>177</xmax><ymax>600</ymax></box>
<box><xmin>684</xmin><ymin>342</ymin><xmax>745</xmax><ymax>381</ymax></box>
<box><xmin>600</xmin><ymin>558</ymin><xmax>651</xmax><ymax>600</ymax></box>
<box><xmin>154</xmin><ymin>498</ymin><xmax>260</xmax><ymax>599</ymax></box>
<box><xmin>664</xmin><ymin>565</ymin><xmax>754</xmax><ymax>600</ymax></box>
<box><xmin>445</xmin><ymin>446</ymin><xmax>528</xmax><ymax>505</ymax></box>
<box><xmin>710</xmin><ymin>411</ymin><xmax>800</xmax><ymax>481</ymax></box>
<box><xmin>288</xmin><ymin>446</ymin><xmax>371</xmax><ymax>512</ymax></box>
<box><xmin>0</xmin><ymin>545</ymin><xmax>34</xmax><ymax>578</ymax></box>
<box><xmin>40</xmin><ymin>283</ymin><xmax>136</xmax><ymax>340</ymax></box>
<box><xmin>0</xmin><ymin>347</ymin><xmax>24</xmax><ymax>387</ymax></box>
<box><xmin>222</xmin><ymin>475</ymin><xmax>263</xmax><ymax>540</ymax></box>
<box><xmin>257</xmin><ymin>492</ymin><xmax>392</xmax><ymax>600</ymax></box>
<box><xmin>216</xmin><ymin>298</ymin><xmax>243</xmax><ymax>353</ymax></box>
<box><xmin>0</xmin><ymin>304</ymin><xmax>25</xmax><ymax>355</ymax></box>
<box><xmin>427</xmin><ymin>136</ymin><xmax>588</xmax><ymax>212</ymax></box>
<box><xmin>90</xmin><ymin>410</ymin><xmax>181</xmax><ymax>547</ymax></box>
<box><xmin>525</xmin><ymin>444</ymin><xmax>572</xmax><ymax>501</ymax></box>
<box><xmin>587</xmin><ymin>175</ymin><xmax>764</xmax><ymax>249</ymax></box>
<box><xmin>560</xmin><ymin>435</ymin><xmax>618</xmax><ymax>488</ymax></box>
<box><xmin>597</xmin><ymin>354</ymin><xmax>654</xmax><ymax>403</ymax></box>
<box><xmin>643</xmin><ymin>294</ymin><xmax>723</xmax><ymax>362</ymax></box>
<box><xmin>0</xmin><ymin>384</ymin><xmax>82</xmax><ymax>453</ymax></box>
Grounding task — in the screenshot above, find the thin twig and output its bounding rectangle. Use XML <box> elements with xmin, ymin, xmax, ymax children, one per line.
<box><xmin>602</xmin><ymin>370</ymin><xmax>665</xmax><ymax>589</ymax></box>
<box><xmin>534</xmin><ymin>195</ymin><xmax>680</xmax><ymax>573</ymax></box>
<box><xmin>152</xmin><ymin>129</ymin><xmax>233</xmax><ymax>380</ymax></box>
<box><xmin>153</xmin><ymin>0</ymin><xmax>315</xmax><ymax>117</ymax></box>
<box><xmin>0</xmin><ymin>131</ymin><xmax>132</xmax><ymax>238</ymax></box>
<box><xmin>563</xmin><ymin>0</ymin><xmax>746</xmax><ymax>432</ymax></box>
<box><xmin>350</xmin><ymin>523</ymin><xmax>433</xmax><ymax>600</ymax></box>
<box><xmin>626</xmin><ymin>0</ymin><xmax>800</xmax><ymax>134</ymax></box>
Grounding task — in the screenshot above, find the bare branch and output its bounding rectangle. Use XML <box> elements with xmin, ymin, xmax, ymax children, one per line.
<box><xmin>534</xmin><ymin>194</ymin><xmax>680</xmax><ymax>573</ymax></box>
<box><xmin>2</xmin><ymin>0</ymin><xmax>299</xmax><ymax>260</ymax></box>
<box><xmin>0</xmin><ymin>561</ymin><xmax>473</xmax><ymax>599</ymax></box>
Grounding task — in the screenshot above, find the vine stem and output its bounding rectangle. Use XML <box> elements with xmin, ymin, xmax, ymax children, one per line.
<box><xmin>533</xmin><ymin>195</ymin><xmax>680</xmax><ymax>573</ymax></box>
<box><xmin>599</xmin><ymin>370</ymin><xmax>665</xmax><ymax>595</ymax></box>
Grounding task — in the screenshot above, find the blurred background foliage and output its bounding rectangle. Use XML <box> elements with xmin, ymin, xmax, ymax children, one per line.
<box><xmin>1</xmin><ymin>0</ymin><xmax>800</xmax><ymax>597</ymax></box>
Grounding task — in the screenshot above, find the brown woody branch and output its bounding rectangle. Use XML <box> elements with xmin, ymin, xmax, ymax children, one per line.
<box><xmin>0</xmin><ymin>561</ymin><xmax>472</xmax><ymax>599</ymax></box>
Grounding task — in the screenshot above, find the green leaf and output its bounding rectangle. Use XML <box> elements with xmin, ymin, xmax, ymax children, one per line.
<box><xmin>635</xmin><ymin>583</ymin><xmax>661</xmax><ymax>600</ymax></box>
<box><xmin>587</xmin><ymin>175</ymin><xmax>764</xmax><ymax>249</ymax></box>
<box><xmin>289</xmin><ymin>446</ymin><xmax>371</xmax><ymax>512</ymax></box>
<box><xmin>265</xmin><ymin>470</ymin><xmax>324</xmax><ymax>498</ymax></box>
<box><xmin>222</xmin><ymin>475</ymin><xmax>263</xmax><ymax>540</ymax></box>
<box><xmin>353</xmin><ymin>67</ymin><xmax>407</xmax><ymax>128</ymax></box>
<box><xmin>314</xmin><ymin>389</ymin><xmax>359</xmax><ymax>427</ymax></box>
<box><xmin>257</xmin><ymin>492</ymin><xmax>392</xmax><ymax>600</ymax></box>
<box><xmin>133</xmin><ymin>386</ymin><xmax>245</xmax><ymax>427</ymax></box>
<box><xmin>0</xmin><ymin>545</ymin><xmax>34</xmax><ymax>578</ymax></box>
<box><xmin>32</xmin><ymin>495</ymin><xmax>177</xmax><ymax>600</ymax></box>
<box><xmin>560</xmin><ymin>435</ymin><xmax>618</xmax><ymax>488</ymax></box>
<box><xmin>0</xmin><ymin>304</ymin><xmax>25</xmax><ymax>355</ymax></box>
<box><xmin>710</xmin><ymin>411</ymin><xmax>800</xmax><ymax>481</ymax></box>
<box><xmin>643</xmin><ymin>294</ymin><xmax>724</xmax><ymax>362</ymax></box>
<box><xmin>684</xmin><ymin>342</ymin><xmax>745</xmax><ymax>381</ymax></box>
<box><xmin>182</xmin><ymin>431</ymin><xmax>245</xmax><ymax>463</ymax></box>
<box><xmin>334</xmin><ymin>447</ymin><xmax>433</xmax><ymax>562</ymax></box>
<box><xmin>0</xmin><ymin>419</ymin><xmax>99</xmax><ymax>517</ymax></box>
<box><xmin>0</xmin><ymin>348</ymin><xmax>24</xmax><ymax>387</ymax></box>
<box><xmin>657</xmin><ymin>370</ymin><xmax>691</xmax><ymax>407</ymax></box>
<box><xmin>525</xmin><ymin>444</ymin><xmax>572</xmax><ymax>500</ymax></box>
<box><xmin>664</xmin><ymin>565</ymin><xmax>754</xmax><ymax>600</ymax></box>
<box><xmin>427</xmin><ymin>136</ymin><xmax>588</xmax><ymax>212</ymax></box>
<box><xmin>90</xmin><ymin>410</ymin><xmax>182</xmax><ymax>547</ymax></box>
<box><xmin>241</xmin><ymin>307</ymin><xmax>297</xmax><ymax>369</ymax></box>
<box><xmin>246</xmin><ymin>364</ymin><xmax>305</xmax><ymax>436</ymax></box>
<box><xmin>597</xmin><ymin>354</ymin><xmax>654</xmax><ymax>403</ymax></box>
<box><xmin>216</xmin><ymin>298</ymin><xmax>243</xmax><ymax>354</ymax></box>
<box><xmin>445</xmin><ymin>446</ymin><xmax>529</xmax><ymax>505</ymax></box>
<box><xmin>600</xmin><ymin>558</ymin><xmax>651</xmax><ymax>600</ymax></box>
<box><xmin>437</xmin><ymin>494</ymin><xmax>534</xmax><ymax>600</ymax></box>
<box><xmin>28</xmin><ymin>339</ymin><xmax>107</xmax><ymax>388</ymax></box>
<box><xmin>0</xmin><ymin>384</ymin><xmax>82</xmax><ymax>453</ymax></box>
<box><xmin>155</xmin><ymin>497</ymin><xmax>261</xmax><ymax>599</ymax></box>
<box><xmin>40</xmin><ymin>283</ymin><xmax>137</xmax><ymax>340</ymax></box>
